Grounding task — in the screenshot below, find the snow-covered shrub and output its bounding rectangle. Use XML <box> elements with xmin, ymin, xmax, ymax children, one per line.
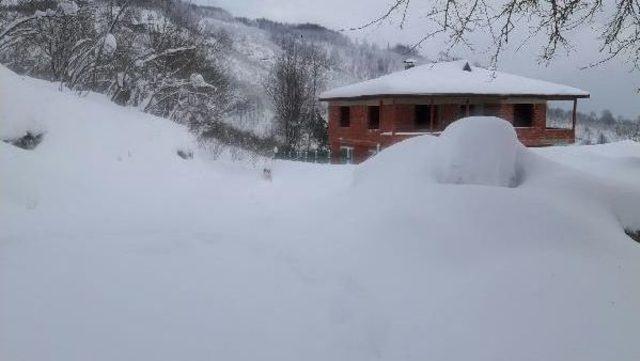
<box><xmin>434</xmin><ymin>116</ymin><xmax>521</xmax><ymax>187</ymax></box>
<box><xmin>2</xmin><ymin>131</ymin><xmax>44</xmax><ymax>150</ymax></box>
<box><xmin>0</xmin><ymin>1</ymin><xmax>234</xmax><ymax>140</ymax></box>
<box><xmin>626</xmin><ymin>229</ymin><xmax>640</xmax><ymax>243</ymax></box>
<box><xmin>176</xmin><ymin>148</ymin><xmax>193</xmax><ymax>159</ymax></box>
<box><xmin>0</xmin><ymin>2</ymin><xmax>96</xmax><ymax>81</ymax></box>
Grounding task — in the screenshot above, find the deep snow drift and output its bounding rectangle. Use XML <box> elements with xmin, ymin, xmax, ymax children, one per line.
<box><xmin>434</xmin><ymin>116</ymin><xmax>520</xmax><ymax>187</ymax></box>
<box><xmin>354</xmin><ymin>116</ymin><xmax>523</xmax><ymax>188</ymax></box>
<box><xmin>2</xmin><ymin>66</ymin><xmax>640</xmax><ymax>361</ymax></box>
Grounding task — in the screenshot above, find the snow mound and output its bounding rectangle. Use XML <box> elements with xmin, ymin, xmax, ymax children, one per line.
<box><xmin>434</xmin><ymin>116</ymin><xmax>521</xmax><ymax>187</ymax></box>
<box><xmin>356</xmin><ymin>116</ymin><xmax>522</xmax><ymax>188</ymax></box>
<box><xmin>0</xmin><ymin>65</ymin><xmax>195</xmax><ymax>162</ymax></box>
<box><xmin>0</xmin><ymin>112</ymin><xmax>46</xmax><ymax>141</ymax></box>
<box><xmin>353</xmin><ymin>135</ymin><xmax>438</xmax><ymax>185</ymax></box>
<box><xmin>0</xmin><ymin>65</ymin><xmax>201</xmax><ymax>209</ymax></box>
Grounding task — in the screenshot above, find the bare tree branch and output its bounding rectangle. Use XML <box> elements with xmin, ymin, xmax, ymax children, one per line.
<box><xmin>349</xmin><ymin>0</ymin><xmax>640</xmax><ymax>70</ymax></box>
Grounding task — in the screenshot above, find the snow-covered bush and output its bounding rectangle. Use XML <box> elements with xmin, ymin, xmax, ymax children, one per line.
<box><xmin>0</xmin><ymin>1</ymin><xmax>96</xmax><ymax>82</ymax></box>
<box><xmin>0</xmin><ymin>1</ymin><xmax>234</xmax><ymax>139</ymax></box>
<box><xmin>176</xmin><ymin>148</ymin><xmax>194</xmax><ymax>159</ymax></box>
<box><xmin>626</xmin><ymin>229</ymin><xmax>640</xmax><ymax>243</ymax></box>
<box><xmin>2</xmin><ymin>131</ymin><xmax>44</xmax><ymax>150</ymax></box>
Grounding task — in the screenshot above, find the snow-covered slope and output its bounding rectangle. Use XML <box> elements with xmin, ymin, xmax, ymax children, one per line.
<box><xmin>1</xmin><ymin>66</ymin><xmax>640</xmax><ymax>361</ymax></box>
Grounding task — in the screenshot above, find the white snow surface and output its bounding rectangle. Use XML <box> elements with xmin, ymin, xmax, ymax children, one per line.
<box><xmin>1</xmin><ymin>66</ymin><xmax>640</xmax><ymax>361</ymax></box>
<box><xmin>353</xmin><ymin>117</ymin><xmax>522</xmax><ymax>188</ymax></box>
<box><xmin>319</xmin><ymin>60</ymin><xmax>590</xmax><ymax>99</ymax></box>
<box><xmin>434</xmin><ymin>116</ymin><xmax>520</xmax><ymax>187</ymax></box>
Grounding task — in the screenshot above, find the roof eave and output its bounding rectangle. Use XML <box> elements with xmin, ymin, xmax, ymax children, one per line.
<box><xmin>319</xmin><ymin>93</ymin><xmax>590</xmax><ymax>102</ymax></box>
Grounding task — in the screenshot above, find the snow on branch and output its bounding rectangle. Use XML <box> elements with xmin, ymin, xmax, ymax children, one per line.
<box><xmin>0</xmin><ymin>1</ymin><xmax>78</xmax><ymax>41</ymax></box>
<box><xmin>189</xmin><ymin>73</ymin><xmax>214</xmax><ymax>88</ymax></box>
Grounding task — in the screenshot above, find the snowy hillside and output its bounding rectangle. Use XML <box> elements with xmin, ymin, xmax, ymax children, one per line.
<box><xmin>0</xmin><ymin>0</ymin><xmax>417</xmax><ymax>147</ymax></box>
<box><xmin>2</xmin><ymin>66</ymin><xmax>640</xmax><ymax>361</ymax></box>
<box><xmin>197</xmin><ymin>8</ymin><xmax>415</xmax><ymax>133</ymax></box>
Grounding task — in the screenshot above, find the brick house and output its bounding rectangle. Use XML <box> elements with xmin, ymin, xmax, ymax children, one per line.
<box><xmin>319</xmin><ymin>60</ymin><xmax>590</xmax><ymax>164</ymax></box>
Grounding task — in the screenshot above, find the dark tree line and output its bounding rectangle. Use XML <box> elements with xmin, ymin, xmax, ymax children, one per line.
<box><xmin>548</xmin><ymin>107</ymin><xmax>640</xmax><ymax>143</ymax></box>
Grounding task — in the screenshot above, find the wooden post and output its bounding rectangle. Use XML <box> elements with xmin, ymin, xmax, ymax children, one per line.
<box><xmin>392</xmin><ymin>103</ymin><xmax>397</xmax><ymax>136</ymax></box>
<box><xmin>571</xmin><ymin>98</ymin><xmax>577</xmax><ymax>130</ymax></box>
<box><xmin>379</xmin><ymin>99</ymin><xmax>383</xmax><ymax>132</ymax></box>
<box><xmin>430</xmin><ymin>98</ymin><xmax>435</xmax><ymax>132</ymax></box>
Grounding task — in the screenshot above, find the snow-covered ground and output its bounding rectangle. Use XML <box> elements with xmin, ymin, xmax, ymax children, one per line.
<box><xmin>1</xmin><ymin>66</ymin><xmax>640</xmax><ymax>361</ymax></box>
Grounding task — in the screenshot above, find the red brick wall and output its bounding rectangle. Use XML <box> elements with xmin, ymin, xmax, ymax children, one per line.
<box><xmin>329</xmin><ymin>104</ymin><xmax>392</xmax><ymax>163</ymax></box>
<box><xmin>439</xmin><ymin>104</ymin><xmax>460</xmax><ymax>129</ymax></box>
<box><xmin>393</xmin><ymin>104</ymin><xmax>414</xmax><ymax>132</ymax></box>
<box><xmin>497</xmin><ymin>104</ymin><xmax>514</xmax><ymax>122</ymax></box>
<box><xmin>328</xmin><ymin>100</ymin><xmax>573</xmax><ymax>163</ymax></box>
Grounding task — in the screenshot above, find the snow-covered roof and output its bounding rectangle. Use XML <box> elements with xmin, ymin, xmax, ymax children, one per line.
<box><xmin>319</xmin><ymin>60</ymin><xmax>589</xmax><ymax>100</ymax></box>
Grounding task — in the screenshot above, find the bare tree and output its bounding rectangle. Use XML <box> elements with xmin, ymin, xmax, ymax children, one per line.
<box><xmin>0</xmin><ymin>1</ymin><xmax>96</xmax><ymax>81</ymax></box>
<box><xmin>349</xmin><ymin>1</ymin><xmax>640</xmax><ymax>70</ymax></box>
<box><xmin>264</xmin><ymin>37</ymin><xmax>329</xmax><ymax>156</ymax></box>
<box><xmin>300</xmin><ymin>43</ymin><xmax>330</xmax><ymax>152</ymax></box>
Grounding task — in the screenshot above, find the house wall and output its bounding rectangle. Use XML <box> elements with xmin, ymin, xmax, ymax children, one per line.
<box><xmin>328</xmin><ymin>97</ymin><xmax>574</xmax><ymax>164</ymax></box>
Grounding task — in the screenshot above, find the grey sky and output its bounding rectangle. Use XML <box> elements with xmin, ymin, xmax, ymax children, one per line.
<box><xmin>202</xmin><ymin>0</ymin><xmax>639</xmax><ymax>118</ymax></box>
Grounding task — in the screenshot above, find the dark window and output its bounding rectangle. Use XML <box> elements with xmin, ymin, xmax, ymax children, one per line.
<box><xmin>415</xmin><ymin>105</ymin><xmax>431</xmax><ymax>129</ymax></box>
<box><xmin>368</xmin><ymin>106</ymin><xmax>380</xmax><ymax>129</ymax></box>
<box><xmin>458</xmin><ymin>105</ymin><xmax>468</xmax><ymax>119</ymax></box>
<box><xmin>470</xmin><ymin>104</ymin><xmax>483</xmax><ymax>116</ymax></box>
<box><xmin>459</xmin><ymin>104</ymin><xmax>494</xmax><ymax>118</ymax></box>
<box><xmin>458</xmin><ymin>104</ymin><xmax>482</xmax><ymax>118</ymax></box>
<box><xmin>483</xmin><ymin>104</ymin><xmax>500</xmax><ymax>117</ymax></box>
<box><xmin>513</xmin><ymin>104</ymin><xmax>534</xmax><ymax>127</ymax></box>
<box><xmin>339</xmin><ymin>106</ymin><xmax>350</xmax><ymax>127</ymax></box>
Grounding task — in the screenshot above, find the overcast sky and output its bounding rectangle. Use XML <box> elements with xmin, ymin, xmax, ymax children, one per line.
<box><xmin>202</xmin><ymin>0</ymin><xmax>639</xmax><ymax>118</ymax></box>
